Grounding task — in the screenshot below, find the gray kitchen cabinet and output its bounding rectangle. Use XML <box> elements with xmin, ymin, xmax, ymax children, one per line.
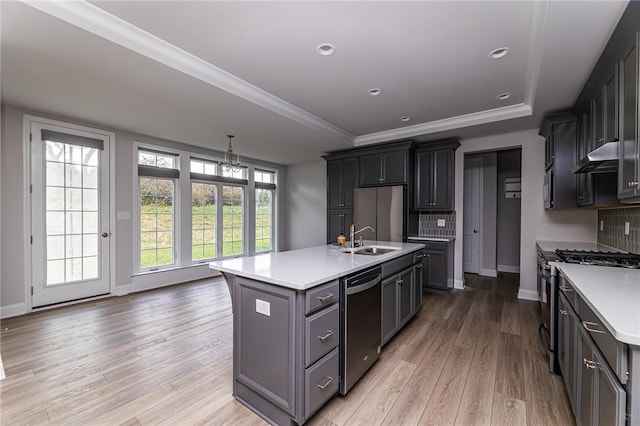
<box><xmin>557</xmin><ymin>273</ymin><xmax>628</xmax><ymax>426</ymax></box>
<box><xmin>540</xmin><ymin>114</ymin><xmax>579</xmax><ymax>209</ymax></box>
<box><xmin>233</xmin><ymin>277</ymin><xmax>339</xmax><ymax>425</ymax></box>
<box><xmin>594</xmin><ymin>91</ymin><xmax>605</xmax><ymax>148</ymax></box>
<box><xmin>412</xmin><ymin>251</ymin><xmax>425</xmax><ymax>314</ymax></box>
<box><xmin>381</xmin><ymin>254</ymin><xmax>416</xmax><ymax>345</ymax></box>
<box><xmin>327</xmin><ymin>210</ymin><xmax>353</xmax><ymax>244</ymax></box>
<box><xmin>327</xmin><ymin>157</ymin><xmax>358</xmax><ymax>209</ymax></box>
<box><xmin>558</xmin><ymin>291</ymin><xmax>577</xmax><ymax>409</ymax></box>
<box><xmin>576</xmin><ymin>324</ymin><xmax>627</xmax><ymax>426</ymax></box>
<box><xmin>619</xmin><ymin>33</ymin><xmax>640</xmax><ymax>202</ymax></box>
<box><xmin>407</xmin><ymin>239</ymin><xmax>454</xmax><ymax>292</ymax></box>
<box><xmin>414</xmin><ymin>140</ymin><xmax>460</xmax><ymax>211</ymax></box>
<box><xmin>576</xmin><ymin>112</ymin><xmax>594</xmax><ymax>207</ymax></box>
<box><xmin>604</xmin><ymin>64</ymin><xmax>620</xmax><ymax>143</ymax></box>
<box><xmin>359</xmin><ymin>149</ymin><xmax>408</xmax><ymax>186</ymax></box>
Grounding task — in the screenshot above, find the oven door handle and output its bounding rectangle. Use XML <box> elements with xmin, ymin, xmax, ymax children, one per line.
<box><xmin>346</xmin><ymin>277</ymin><xmax>381</xmax><ymax>295</ymax></box>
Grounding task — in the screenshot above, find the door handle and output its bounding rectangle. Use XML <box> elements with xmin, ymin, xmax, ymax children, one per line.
<box><xmin>101</xmin><ymin>232</ymin><xmax>110</xmax><ymax>238</ymax></box>
<box><xmin>473</xmin><ymin>229</ymin><xmax>478</xmax><ymax>233</ymax></box>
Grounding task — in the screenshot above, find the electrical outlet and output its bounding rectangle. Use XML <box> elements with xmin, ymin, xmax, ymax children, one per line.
<box><xmin>256</xmin><ymin>299</ymin><xmax>271</xmax><ymax>316</ymax></box>
<box><xmin>625</xmin><ymin>222</ymin><xmax>630</xmax><ymax>235</ymax></box>
<box><xmin>437</xmin><ymin>219</ymin><xmax>446</xmax><ymax>227</ymax></box>
<box><xmin>600</xmin><ymin>220</ymin><xmax>604</xmax><ymax>231</ymax></box>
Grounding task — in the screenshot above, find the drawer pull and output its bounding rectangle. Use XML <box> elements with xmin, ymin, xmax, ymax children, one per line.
<box><xmin>583</xmin><ymin>321</ymin><xmax>605</xmax><ymax>334</ymax></box>
<box><xmin>559</xmin><ymin>285</ymin><xmax>573</xmax><ymax>292</ymax></box>
<box><xmin>317</xmin><ymin>376</ymin><xmax>333</xmax><ymax>390</ymax></box>
<box><xmin>584</xmin><ymin>358</ymin><xmax>597</xmax><ymax>370</ymax></box>
<box><xmin>416</xmin><ymin>264</ymin><xmax>423</xmax><ymax>269</ymax></box>
<box><xmin>317</xmin><ymin>293</ymin><xmax>334</xmax><ymax>303</ymax></box>
<box><xmin>559</xmin><ymin>309</ymin><xmax>568</xmax><ymax>316</ymax></box>
<box><xmin>317</xmin><ymin>330</ymin><xmax>333</xmax><ymax>341</ymax></box>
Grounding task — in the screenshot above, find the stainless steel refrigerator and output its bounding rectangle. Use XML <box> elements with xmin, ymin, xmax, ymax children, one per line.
<box><xmin>353</xmin><ymin>186</ymin><xmax>404</xmax><ymax>242</ymax></box>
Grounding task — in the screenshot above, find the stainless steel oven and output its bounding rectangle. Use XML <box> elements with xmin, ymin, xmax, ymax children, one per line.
<box><xmin>537</xmin><ymin>250</ymin><xmax>559</xmax><ymax>373</ymax></box>
<box><xmin>339</xmin><ymin>266</ymin><xmax>381</xmax><ymax>395</ymax></box>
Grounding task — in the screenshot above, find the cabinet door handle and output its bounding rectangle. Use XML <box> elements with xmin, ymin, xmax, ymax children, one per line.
<box><xmin>416</xmin><ymin>264</ymin><xmax>423</xmax><ymax>269</ymax></box>
<box><xmin>397</xmin><ymin>279</ymin><xmax>404</xmax><ymax>285</ymax></box>
<box><xmin>583</xmin><ymin>321</ymin><xmax>605</xmax><ymax>334</ymax></box>
<box><xmin>628</xmin><ymin>181</ymin><xmax>639</xmax><ymax>188</ymax></box>
<box><xmin>559</xmin><ymin>285</ymin><xmax>573</xmax><ymax>292</ymax></box>
<box><xmin>317</xmin><ymin>330</ymin><xmax>333</xmax><ymax>341</ymax></box>
<box><xmin>584</xmin><ymin>358</ymin><xmax>597</xmax><ymax>370</ymax></box>
<box><xmin>318</xmin><ymin>293</ymin><xmax>334</xmax><ymax>303</ymax></box>
<box><xmin>559</xmin><ymin>309</ymin><xmax>568</xmax><ymax>316</ymax></box>
<box><xmin>317</xmin><ymin>376</ymin><xmax>333</xmax><ymax>390</ymax></box>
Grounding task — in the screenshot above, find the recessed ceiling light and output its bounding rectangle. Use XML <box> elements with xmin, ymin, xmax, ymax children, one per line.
<box><xmin>399</xmin><ymin>116</ymin><xmax>410</xmax><ymax>122</ymax></box>
<box><xmin>488</xmin><ymin>47</ymin><xmax>510</xmax><ymax>59</ymax></box>
<box><xmin>317</xmin><ymin>43</ymin><xmax>335</xmax><ymax>56</ymax></box>
<box><xmin>368</xmin><ymin>88</ymin><xmax>381</xmax><ymax>96</ymax></box>
<box><xmin>496</xmin><ymin>92</ymin><xmax>511</xmax><ymax>100</ymax></box>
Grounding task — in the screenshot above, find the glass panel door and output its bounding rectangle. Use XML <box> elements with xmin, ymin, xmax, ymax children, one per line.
<box><xmin>30</xmin><ymin>120</ymin><xmax>111</xmax><ymax>307</ymax></box>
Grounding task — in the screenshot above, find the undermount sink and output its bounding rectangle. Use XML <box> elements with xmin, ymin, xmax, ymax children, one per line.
<box><xmin>341</xmin><ymin>245</ymin><xmax>400</xmax><ymax>256</ymax></box>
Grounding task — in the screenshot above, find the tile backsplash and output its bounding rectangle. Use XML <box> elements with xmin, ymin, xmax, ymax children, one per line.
<box><xmin>418</xmin><ymin>212</ymin><xmax>456</xmax><ymax>238</ymax></box>
<box><xmin>598</xmin><ymin>207</ymin><xmax>640</xmax><ymax>254</ymax></box>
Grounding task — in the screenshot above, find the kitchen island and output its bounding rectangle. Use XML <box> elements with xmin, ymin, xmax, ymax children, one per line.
<box><xmin>209</xmin><ymin>241</ymin><xmax>424</xmax><ymax>425</ymax></box>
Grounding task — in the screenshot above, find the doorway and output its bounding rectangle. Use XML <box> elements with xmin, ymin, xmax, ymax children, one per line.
<box><xmin>463</xmin><ymin>149</ymin><xmax>521</xmax><ymax>278</ymax></box>
<box><xmin>28</xmin><ymin>117</ymin><xmax>113</xmax><ymax>307</ymax></box>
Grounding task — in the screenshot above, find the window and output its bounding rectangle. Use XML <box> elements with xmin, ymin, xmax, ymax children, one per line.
<box><xmin>138</xmin><ymin>149</ymin><xmax>179</xmax><ymax>270</ymax></box>
<box><xmin>222</xmin><ymin>166</ymin><xmax>247</xmax><ymax>180</ymax></box>
<box><xmin>191</xmin><ymin>182</ymin><xmax>217</xmax><ymax>261</ymax></box>
<box><xmin>255</xmin><ymin>170</ymin><xmax>276</xmax><ymax>253</ymax></box>
<box><xmin>222</xmin><ymin>185</ymin><xmax>244</xmax><ymax>257</ymax></box>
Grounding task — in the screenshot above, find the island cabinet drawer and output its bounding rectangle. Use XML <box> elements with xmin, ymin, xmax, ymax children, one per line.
<box><xmin>305</xmin><ymin>304</ymin><xmax>339</xmax><ymax>367</ymax></box>
<box><xmin>577</xmin><ymin>297</ymin><xmax>627</xmax><ymax>383</ymax></box>
<box><xmin>304</xmin><ymin>348</ymin><xmax>339</xmax><ymax>420</ymax></box>
<box><xmin>382</xmin><ymin>253</ymin><xmax>413</xmax><ymax>278</ymax></box>
<box><xmin>305</xmin><ymin>280</ymin><xmax>339</xmax><ymax>315</ymax></box>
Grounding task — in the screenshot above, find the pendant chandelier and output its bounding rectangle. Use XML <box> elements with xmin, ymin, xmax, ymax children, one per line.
<box><xmin>221</xmin><ymin>134</ymin><xmax>241</xmax><ymax>173</ymax></box>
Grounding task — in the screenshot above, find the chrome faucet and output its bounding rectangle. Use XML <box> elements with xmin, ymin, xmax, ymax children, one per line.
<box><xmin>350</xmin><ymin>224</ymin><xmax>376</xmax><ymax>248</ymax></box>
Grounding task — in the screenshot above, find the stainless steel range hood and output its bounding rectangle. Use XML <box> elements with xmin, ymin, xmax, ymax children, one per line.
<box><xmin>571</xmin><ymin>141</ymin><xmax>619</xmax><ymax>173</ymax></box>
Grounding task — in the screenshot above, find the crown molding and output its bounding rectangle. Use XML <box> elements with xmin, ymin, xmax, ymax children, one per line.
<box><xmin>354</xmin><ymin>103</ymin><xmax>533</xmax><ymax>146</ymax></box>
<box><xmin>524</xmin><ymin>1</ymin><xmax>549</xmax><ymax>106</ymax></box>
<box><xmin>21</xmin><ymin>0</ymin><xmax>355</xmax><ymax>144</ymax></box>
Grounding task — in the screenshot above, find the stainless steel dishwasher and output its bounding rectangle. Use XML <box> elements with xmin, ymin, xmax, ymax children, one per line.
<box><xmin>339</xmin><ymin>266</ymin><xmax>382</xmax><ymax>395</ymax></box>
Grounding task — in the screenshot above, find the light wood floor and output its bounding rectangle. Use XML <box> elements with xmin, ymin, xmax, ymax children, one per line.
<box><xmin>0</xmin><ymin>273</ymin><xmax>574</xmax><ymax>425</ymax></box>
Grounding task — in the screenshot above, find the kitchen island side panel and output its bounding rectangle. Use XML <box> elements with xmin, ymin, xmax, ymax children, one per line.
<box><xmin>235</xmin><ymin>277</ymin><xmax>297</xmax><ymax>416</ymax></box>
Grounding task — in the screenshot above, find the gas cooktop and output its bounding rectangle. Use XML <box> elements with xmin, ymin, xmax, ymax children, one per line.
<box><xmin>555</xmin><ymin>249</ymin><xmax>640</xmax><ymax>269</ymax></box>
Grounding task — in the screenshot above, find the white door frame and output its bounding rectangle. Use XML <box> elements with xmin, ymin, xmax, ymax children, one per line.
<box><xmin>463</xmin><ymin>156</ymin><xmax>483</xmax><ymax>274</ymax></box>
<box><xmin>23</xmin><ymin>114</ymin><xmax>116</xmax><ymax>311</ymax></box>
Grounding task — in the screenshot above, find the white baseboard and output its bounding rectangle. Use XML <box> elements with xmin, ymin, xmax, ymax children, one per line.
<box><xmin>498</xmin><ymin>264</ymin><xmax>520</xmax><ymax>273</ymax></box>
<box><xmin>454</xmin><ymin>279</ymin><xmax>464</xmax><ymax>290</ymax></box>
<box><xmin>0</xmin><ymin>302</ymin><xmax>28</xmax><ymax>319</ymax></box>
<box><xmin>114</xmin><ymin>284</ymin><xmax>133</xmax><ymax>296</ymax></box>
<box><xmin>517</xmin><ymin>289</ymin><xmax>538</xmax><ymax>301</ymax></box>
<box><xmin>480</xmin><ymin>268</ymin><xmax>498</xmax><ymax>278</ymax></box>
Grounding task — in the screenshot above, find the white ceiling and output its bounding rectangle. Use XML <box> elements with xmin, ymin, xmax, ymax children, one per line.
<box><xmin>0</xmin><ymin>1</ymin><xmax>629</xmax><ymax>164</ymax></box>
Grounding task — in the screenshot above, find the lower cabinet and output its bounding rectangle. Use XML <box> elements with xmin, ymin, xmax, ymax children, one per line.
<box><xmin>408</xmin><ymin>239</ymin><xmax>454</xmax><ymax>291</ymax></box>
<box><xmin>382</xmin><ymin>265</ymin><xmax>418</xmax><ymax>346</ymax></box>
<box><xmin>557</xmin><ymin>275</ymin><xmax>627</xmax><ymax>426</ymax></box>
<box><xmin>233</xmin><ymin>277</ymin><xmax>339</xmax><ymax>425</ymax></box>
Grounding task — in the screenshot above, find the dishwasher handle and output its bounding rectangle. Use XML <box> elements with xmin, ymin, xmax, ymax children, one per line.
<box><xmin>346</xmin><ymin>276</ymin><xmax>381</xmax><ymax>295</ymax></box>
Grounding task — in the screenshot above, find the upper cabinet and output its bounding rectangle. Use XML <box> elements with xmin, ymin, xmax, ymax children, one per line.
<box><xmin>359</xmin><ymin>147</ymin><xmax>409</xmax><ymax>186</ymax></box>
<box><xmin>326</xmin><ymin>157</ymin><xmax>358</xmax><ymax>209</ymax></box>
<box><xmin>414</xmin><ymin>140</ymin><xmax>459</xmax><ymax>211</ymax></box>
<box><xmin>619</xmin><ymin>33</ymin><xmax>640</xmax><ymax>202</ymax></box>
<box><xmin>570</xmin><ymin>2</ymin><xmax>640</xmax><ymax>205</ymax></box>
<box><xmin>540</xmin><ymin>114</ymin><xmax>578</xmax><ymax>209</ymax></box>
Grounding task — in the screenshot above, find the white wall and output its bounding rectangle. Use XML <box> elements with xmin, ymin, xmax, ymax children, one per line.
<box><xmin>455</xmin><ymin>128</ymin><xmax>598</xmax><ymax>300</ymax></box>
<box><xmin>285</xmin><ymin>160</ymin><xmax>327</xmax><ymax>250</ymax></box>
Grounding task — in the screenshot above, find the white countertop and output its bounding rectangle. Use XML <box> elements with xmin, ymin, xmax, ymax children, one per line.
<box><xmin>555</xmin><ymin>263</ymin><xmax>640</xmax><ymax>346</ymax></box>
<box><xmin>209</xmin><ymin>241</ymin><xmax>424</xmax><ymax>290</ymax></box>
<box><xmin>536</xmin><ymin>240</ymin><xmax>624</xmax><ymax>253</ymax></box>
